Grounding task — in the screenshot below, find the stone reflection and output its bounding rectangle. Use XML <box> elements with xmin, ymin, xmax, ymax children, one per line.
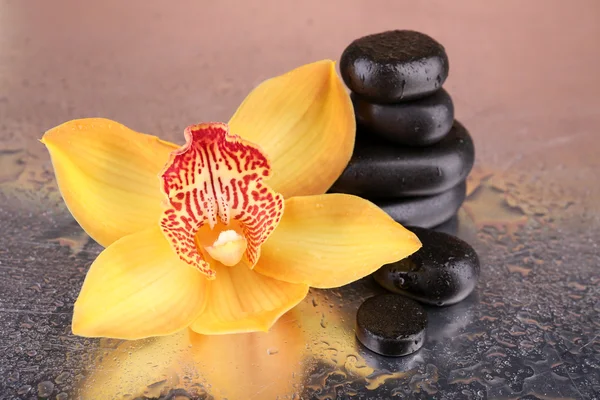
<box><xmin>298</xmin><ymin>284</ymin><xmax>477</xmax><ymax>398</ymax></box>
<box><xmin>424</xmin><ymin>292</ymin><xmax>477</xmax><ymax>343</ymax></box>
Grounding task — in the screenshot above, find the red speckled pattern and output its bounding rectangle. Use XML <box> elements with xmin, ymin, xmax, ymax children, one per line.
<box><xmin>159</xmin><ymin>123</ymin><xmax>284</xmax><ymax>278</ymax></box>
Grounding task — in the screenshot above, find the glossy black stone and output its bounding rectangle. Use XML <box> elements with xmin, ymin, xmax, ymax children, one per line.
<box><xmin>373</xmin><ymin>227</ymin><xmax>480</xmax><ymax>306</ymax></box>
<box><xmin>376</xmin><ymin>181</ymin><xmax>466</xmax><ymax>228</ymax></box>
<box><xmin>355</xmin><ymin>294</ymin><xmax>427</xmax><ymax>357</ymax></box>
<box><xmin>340</xmin><ymin>30</ymin><xmax>449</xmax><ymax>103</ymax></box>
<box><xmin>353</xmin><ymin>88</ymin><xmax>454</xmax><ymax>146</ymax></box>
<box><xmin>329</xmin><ymin>121</ymin><xmax>474</xmax><ymax>198</ymax></box>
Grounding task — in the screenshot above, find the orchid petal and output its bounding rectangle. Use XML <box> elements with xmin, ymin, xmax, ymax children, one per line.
<box><xmin>254</xmin><ymin>194</ymin><xmax>422</xmax><ymax>288</ymax></box>
<box><xmin>190</xmin><ymin>263</ymin><xmax>308</xmax><ymax>334</ymax></box>
<box><xmin>41</xmin><ymin>118</ymin><xmax>177</xmax><ymax>247</ymax></box>
<box><xmin>229</xmin><ymin>60</ymin><xmax>355</xmax><ymax>198</ymax></box>
<box><xmin>73</xmin><ymin>227</ymin><xmax>208</xmax><ymax>340</ymax></box>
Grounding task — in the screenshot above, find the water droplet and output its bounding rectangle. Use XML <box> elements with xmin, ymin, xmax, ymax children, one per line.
<box><xmin>320</xmin><ymin>313</ymin><xmax>327</xmax><ymax>328</ymax></box>
<box><xmin>37</xmin><ymin>381</ymin><xmax>55</xmax><ymax>397</ymax></box>
<box><xmin>17</xmin><ymin>385</ymin><xmax>32</xmax><ymax>395</ymax></box>
<box><xmin>267</xmin><ymin>348</ymin><xmax>279</xmax><ymax>355</ymax></box>
<box><xmin>507</xmin><ymin>264</ymin><xmax>532</xmax><ymax>277</ymax></box>
<box><xmin>0</xmin><ymin>149</ymin><xmax>26</xmax><ymax>183</ymax></box>
<box><xmin>567</xmin><ymin>281</ymin><xmax>587</xmax><ymax>291</ymax></box>
<box><xmin>464</xmin><ymin>184</ymin><xmax>528</xmax><ymax>229</ymax></box>
<box><xmin>55</xmin><ymin>371</ymin><xmax>70</xmax><ymax>385</ymax></box>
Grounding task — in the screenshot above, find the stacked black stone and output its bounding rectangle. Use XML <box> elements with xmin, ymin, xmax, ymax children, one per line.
<box><xmin>332</xmin><ymin>30</ymin><xmax>475</xmax><ymax>228</ymax></box>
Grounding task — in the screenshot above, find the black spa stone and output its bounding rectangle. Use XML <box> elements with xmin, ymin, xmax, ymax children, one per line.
<box><xmin>329</xmin><ymin>121</ymin><xmax>474</xmax><ymax>198</ymax></box>
<box><xmin>340</xmin><ymin>30</ymin><xmax>449</xmax><ymax>103</ymax></box>
<box><xmin>355</xmin><ymin>294</ymin><xmax>427</xmax><ymax>357</ymax></box>
<box><xmin>373</xmin><ymin>227</ymin><xmax>480</xmax><ymax>306</ymax></box>
<box><xmin>376</xmin><ymin>181</ymin><xmax>466</xmax><ymax>228</ymax></box>
<box><xmin>352</xmin><ymin>88</ymin><xmax>454</xmax><ymax>146</ymax></box>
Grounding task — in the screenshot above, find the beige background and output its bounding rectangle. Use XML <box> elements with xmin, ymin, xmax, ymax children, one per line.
<box><xmin>2</xmin><ymin>0</ymin><xmax>599</xmax><ymax>177</ymax></box>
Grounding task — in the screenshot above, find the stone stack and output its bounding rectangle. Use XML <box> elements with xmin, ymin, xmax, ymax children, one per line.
<box><xmin>331</xmin><ymin>30</ymin><xmax>474</xmax><ymax>228</ymax></box>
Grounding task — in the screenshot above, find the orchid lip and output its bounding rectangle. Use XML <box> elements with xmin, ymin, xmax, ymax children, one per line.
<box><xmin>159</xmin><ymin>122</ymin><xmax>284</xmax><ymax>278</ymax></box>
<box><xmin>203</xmin><ymin>229</ymin><xmax>248</xmax><ymax>267</ymax></box>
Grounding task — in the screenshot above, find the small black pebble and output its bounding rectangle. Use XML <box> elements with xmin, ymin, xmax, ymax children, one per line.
<box><xmin>340</xmin><ymin>30</ymin><xmax>449</xmax><ymax>103</ymax></box>
<box><xmin>374</xmin><ymin>227</ymin><xmax>480</xmax><ymax>306</ymax></box>
<box><xmin>355</xmin><ymin>294</ymin><xmax>427</xmax><ymax>357</ymax></box>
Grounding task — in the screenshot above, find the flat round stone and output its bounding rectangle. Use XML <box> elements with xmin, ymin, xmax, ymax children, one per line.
<box><xmin>340</xmin><ymin>30</ymin><xmax>449</xmax><ymax>103</ymax></box>
<box><xmin>355</xmin><ymin>294</ymin><xmax>427</xmax><ymax>357</ymax></box>
<box><xmin>329</xmin><ymin>121</ymin><xmax>474</xmax><ymax>198</ymax></box>
<box><xmin>353</xmin><ymin>88</ymin><xmax>454</xmax><ymax>146</ymax></box>
<box><xmin>376</xmin><ymin>181</ymin><xmax>466</xmax><ymax>228</ymax></box>
<box><xmin>373</xmin><ymin>227</ymin><xmax>480</xmax><ymax>306</ymax></box>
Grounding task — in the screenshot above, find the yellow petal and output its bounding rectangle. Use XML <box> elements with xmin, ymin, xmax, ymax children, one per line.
<box><xmin>255</xmin><ymin>194</ymin><xmax>422</xmax><ymax>289</ymax></box>
<box><xmin>190</xmin><ymin>263</ymin><xmax>308</xmax><ymax>335</ymax></box>
<box><xmin>73</xmin><ymin>226</ymin><xmax>208</xmax><ymax>340</ymax></box>
<box><xmin>228</xmin><ymin>60</ymin><xmax>355</xmax><ymax>198</ymax></box>
<box><xmin>41</xmin><ymin>118</ymin><xmax>178</xmax><ymax>247</ymax></box>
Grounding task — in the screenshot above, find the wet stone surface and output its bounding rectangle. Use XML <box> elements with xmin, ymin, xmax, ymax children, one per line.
<box><xmin>340</xmin><ymin>30</ymin><xmax>449</xmax><ymax>103</ymax></box>
<box><xmin>376</xmin><ymin>181</ymin><xmax>466</xmax><ymax>228</ymax></box>
<box><xmin>355</xmin><ymin>294</ymin><xmax>427</xmax><ymax>357</ymax></box>
<box><xmin>330</xmin><ymin>121</ymin><xmax>475</xmax><ymax>198</ymax></box>
<box><xmin>353</xmin><ymin>88</ymin><xmax>455</xmax><ymax>146</ymax></box>
<box><xmin>1</xmin><ymin>168</ymin><xmax>599</xmax><ymax>399</ymax></box>
<box><xmin>373</xmin><ymin>226</ymin><xmax>480</xmax><ymax>306</ymax></box>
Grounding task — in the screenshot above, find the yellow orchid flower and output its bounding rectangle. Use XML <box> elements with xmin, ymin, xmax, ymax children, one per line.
<box><xmin>41</xmin><ymin>60</ymin><xmax>421</xmax><ymax>339</ymax></box>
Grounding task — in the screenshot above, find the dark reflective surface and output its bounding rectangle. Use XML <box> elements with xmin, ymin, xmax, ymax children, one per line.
<box><xmin>1</xmin><ymin>1</ymin><xmax>599</xmax><ymax>399</ymax></box>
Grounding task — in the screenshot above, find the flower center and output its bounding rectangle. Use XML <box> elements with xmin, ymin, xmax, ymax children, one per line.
<box><xmin>194</xmin><ymin>221</ymin><xmax>248</xmax><ymax>267</ymax></box>
<box><xmin>204</xmin><ymin>230</ymin><xmax>247</xmax><ymax>267</ymax></box>
<box><xmin>159</xmin><ymin>123</ymin><xmax>284</xmax><ymax>279</ymax></box>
